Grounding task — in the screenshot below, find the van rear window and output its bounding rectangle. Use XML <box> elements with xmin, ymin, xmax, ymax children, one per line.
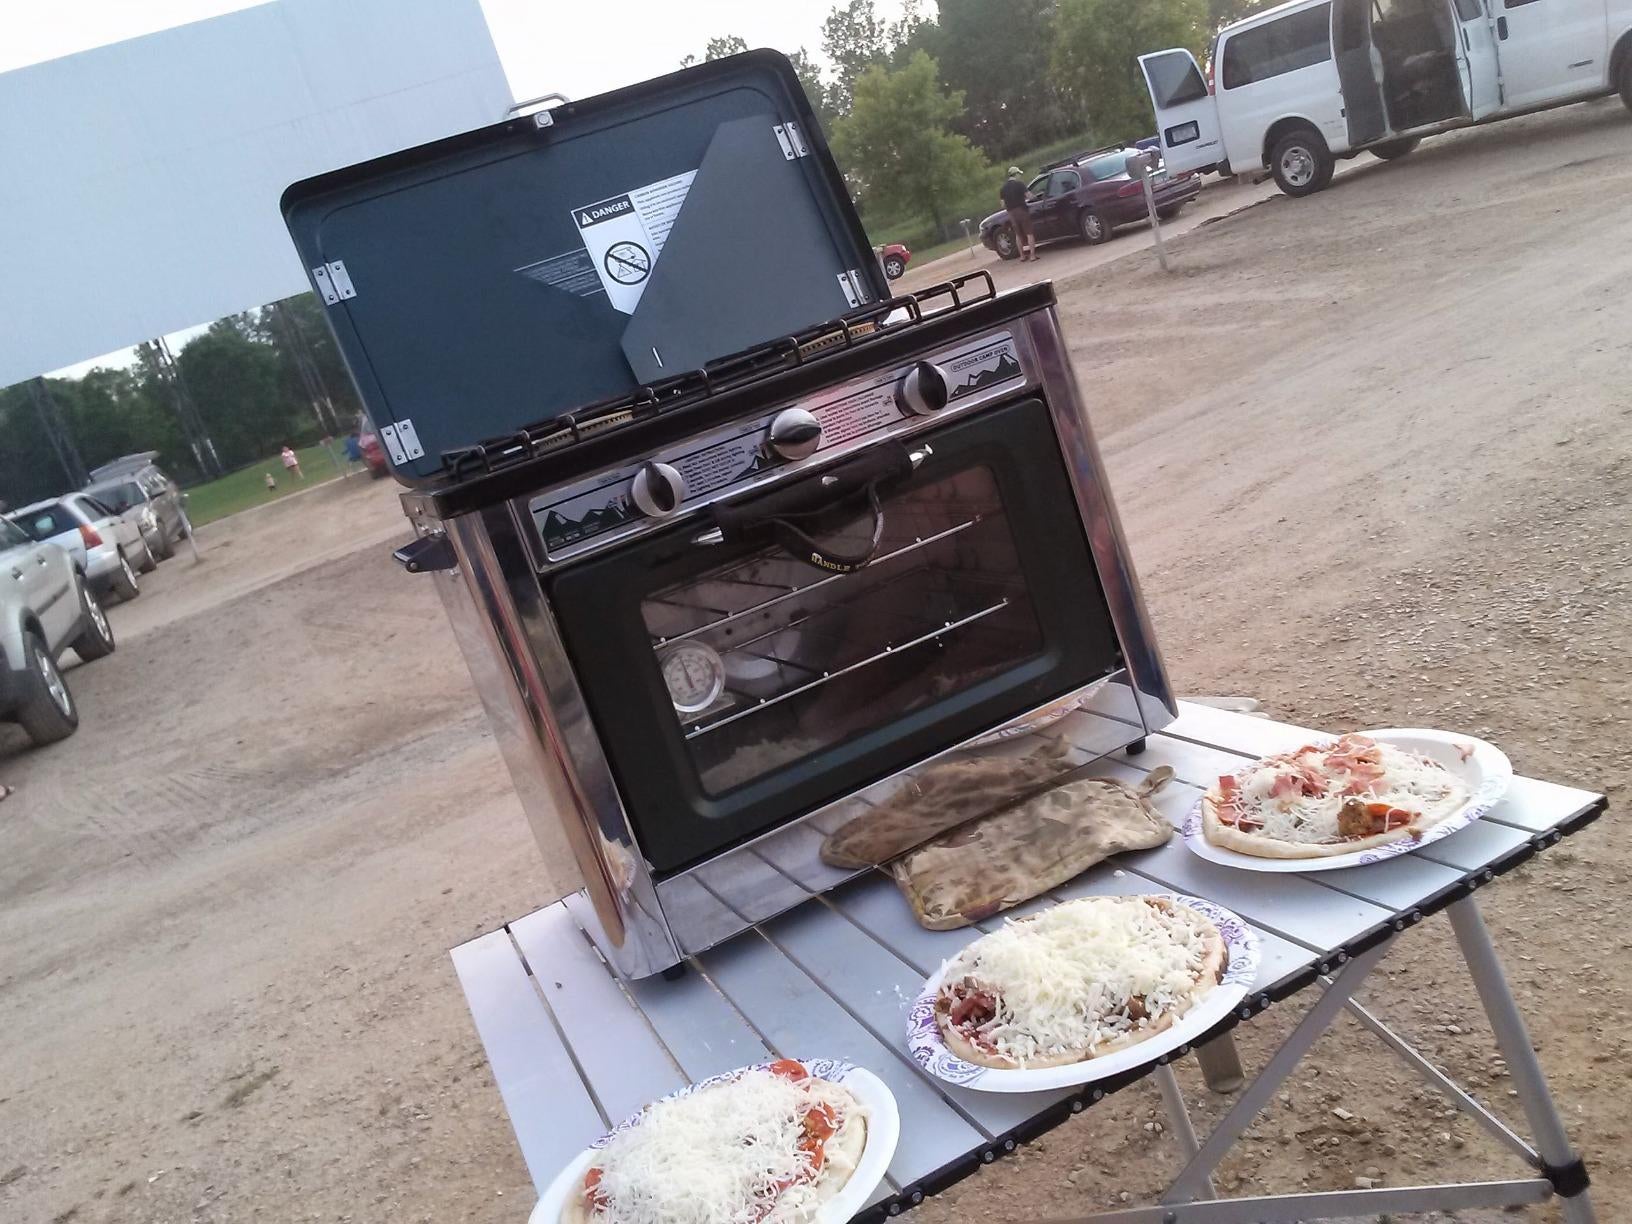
<box><xmin>1222</xmin><ymin>3</ymin><xmax>1334</xmax><ymax>90</ymax></box>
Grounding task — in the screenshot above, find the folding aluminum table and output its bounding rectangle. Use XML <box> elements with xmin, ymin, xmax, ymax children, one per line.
<box><xmin>451</xmin><ymin>702</ymin><xmax>1604</xmax><ymax>1222</ymax></box>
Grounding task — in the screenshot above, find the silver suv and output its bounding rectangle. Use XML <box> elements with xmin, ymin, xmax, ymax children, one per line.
<box><xmin>0</xmin><ymin>516</ymin><xmax>114</xmax><ymax>745</ymax></box>
<box><xmin>85</xmin><ymin>459</ymin><xmax>189</xmax><ymax>559</ymax></box>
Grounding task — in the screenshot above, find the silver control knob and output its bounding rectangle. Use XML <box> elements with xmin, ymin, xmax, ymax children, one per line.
<box><xmin>630</xmin><ymin>461</ymin><xmax>686</xmax><ymax>518</ymax></box>
<box><xmin>896</xmin><ymin>360</ymin><xmax>950</xmax><ymax>416</ymax></box>
<box><xmin>767</xmin><ymin>407</ymin><xmax>823</xmax><ymax>461</ymax></box>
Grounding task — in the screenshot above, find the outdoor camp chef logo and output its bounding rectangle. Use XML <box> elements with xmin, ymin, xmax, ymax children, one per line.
<box><xmin>575</xmin><ymin>195</ymin><xmax>635</xmax><ymax>228</ymax></box>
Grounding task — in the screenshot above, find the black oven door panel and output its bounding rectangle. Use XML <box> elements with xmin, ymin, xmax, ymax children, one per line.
<box><xmin>550</xmin><ymin>395</ymin><xmax>1125</xmax><ymax>876</ymax></box>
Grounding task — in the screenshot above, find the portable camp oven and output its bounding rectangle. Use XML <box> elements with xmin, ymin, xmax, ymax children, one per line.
<box><xmin>283</xmin><ymin>52</ymin><xmax>1176</xmax><ymax>980</ymax></box>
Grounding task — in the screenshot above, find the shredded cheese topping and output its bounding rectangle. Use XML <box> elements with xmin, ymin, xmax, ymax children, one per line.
<box><xmin>946</xmin><ymin>898</ymin><xmax>1218</xmax><ymax>1063</ymax></box>
<box><xmin>583</xmin><ymin>1067</ymin><xmax>861</xmax><ymax>1224</ymax></box>
<box><xmin>1224</xmin><ymin>739</ymin><xmax>1466</xmax><ymax>845</ymax></box>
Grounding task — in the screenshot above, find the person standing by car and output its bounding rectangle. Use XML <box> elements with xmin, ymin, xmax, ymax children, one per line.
<box><xmin>280</xmin><ymin>445</ymin><xmax>303</xmax><ymax>481</ymax></box>
<box><xmin>1000</xmin><ymin>167</ymin><xmax>1037</xmax><ymax>262</ymax></box>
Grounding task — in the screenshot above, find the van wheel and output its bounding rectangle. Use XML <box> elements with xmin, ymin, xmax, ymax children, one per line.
<box><xmin>71</xmin><ymin>579</ymin><xmax>116</xmax><ymax>662</ymax></box>
<box><xmin>1371</xmin><ymin>136</ymin><xmax>1422</xmax><ymax>161</ymax></box>
<box><xmin>1270</xmin><ymin>129</ymin><xmax>1334</xmax><ymax>197</ymax></box>
<box><xmin>15</xmin><ymin>631</ymin><xmax>78</xmax><ymax>745</ymax></box>
<box><xmin>1619</xmin><ymin>53</ymin><xmax>1632</xmax><ymax>111</ymax></box>
<box><xmin>1079</xmin><ymin>208</ymin><xmax>1111</xmax><ymax>245</ymax></box>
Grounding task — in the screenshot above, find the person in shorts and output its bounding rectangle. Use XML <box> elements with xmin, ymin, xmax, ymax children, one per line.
<box><xmin>1000</xmin><ymin>166</ymin><xmax>1037</xmax><ymax>262</ymax></box>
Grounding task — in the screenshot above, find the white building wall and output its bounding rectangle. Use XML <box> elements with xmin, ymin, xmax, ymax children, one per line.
<box><xmin>0</xmin><ymin>0</ymin><xmax>512</xmax><ymax>385</ymax></box>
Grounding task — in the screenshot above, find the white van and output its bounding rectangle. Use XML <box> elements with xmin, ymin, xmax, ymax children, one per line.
<box><xmin>1140</xmin><ymin>0</ymin><xmax>1632</xmax><ymax>195</ymax></box>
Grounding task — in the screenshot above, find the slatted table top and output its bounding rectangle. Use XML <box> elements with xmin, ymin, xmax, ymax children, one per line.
<box><xmin>451</xmin><ymin>703</ymin><xmax>1604</xmax><ymax>1221</ymax></box>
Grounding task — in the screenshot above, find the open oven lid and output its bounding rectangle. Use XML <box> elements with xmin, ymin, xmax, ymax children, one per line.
<box><xmin>280</xmin><ymin>51</ymin><xmax>886</xmax><ymax>484</ymax></box>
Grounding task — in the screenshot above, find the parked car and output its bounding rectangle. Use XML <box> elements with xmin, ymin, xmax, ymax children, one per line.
<box><xmin>84</xmin><ymin>458</ymin><xmax>189</xmax><ymax>557</ymax></box>
<box><xmin>1139</xmin><ymin>0</ymin><xmax>1632</xmax><ymax>197</ymax></box>
<box><xmin>10</xmin><ymin>494</ymin><xmax>150</xmax><ymax>601</ymax></box>
<box><xmin>0</xmin><ymin>516</ymin><xmax>115</xmax><ymax>745</ymax></box>
<box><xmin>357</xmin><ymin>418</ymin><xmax>389</xmax><ymax>478</ymax></box>
<box><xmin>978</xmin><ymin>147</ymin><xmax>1201</xmax><ymax>259</ymax></box>
<box><xmin>877</xmin><ymin>242</ymin><xmax>912</xmax><ymax>281</ymax></box>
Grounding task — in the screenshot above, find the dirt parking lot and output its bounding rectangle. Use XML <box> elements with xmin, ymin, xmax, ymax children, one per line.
<box><xmin>2</xmin><ymin>98</ymin><xmax>1629</xmax><ymax>1223</ymax></box>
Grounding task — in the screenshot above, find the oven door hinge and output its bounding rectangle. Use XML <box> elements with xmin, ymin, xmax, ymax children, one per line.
<box><xmin>837</xmin><ymin>269</ymin><xmax>867</xmax><ymax>308</ymax></box>
<box><xmin>311</xmin><ymin>260</ymin><xmax>357</xmax><ymax>304</ymax></box>
<box><xmin>773</xmin><ymin>121</ymin><xmax>809</xmax><ymax>160</ymax></box>
<box><xmin>379</xmin><ymin>419</ymin><xmax>425</xmax><ymax>465</ymax></box>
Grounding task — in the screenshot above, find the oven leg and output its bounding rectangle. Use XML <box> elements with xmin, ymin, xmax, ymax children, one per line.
<box><xmin>1125</xmin><ymin>737</ymin><xmax>1147</xmax><ymax>756</ymax></box>
<box><xmin>1195</xmin><ymin>1034</ymin><xmax>1245</xmax><ymax>1094</ymax></box>
<box><xmin>662</xmin><ymin>963</ymin><xmax>688</xmax><ymax>982</ymax></box>
<box><xmin>1154</xmin><ymin>1064</ymin><xmax>1215</xmax><ymax>1199</ymax></box>
<box><xmin>1448</xmin><ymin>897</ymin><xmax>1597</xmax><ymax>1222</ymax></box>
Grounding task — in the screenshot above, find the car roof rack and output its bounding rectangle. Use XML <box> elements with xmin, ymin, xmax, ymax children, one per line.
<box><xmin>1040</xmin><ymin>143</ymin><xmax>1127</xmax><ymax>172</ymax></box>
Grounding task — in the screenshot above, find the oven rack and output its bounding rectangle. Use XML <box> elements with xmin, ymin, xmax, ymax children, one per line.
<box><xmin>652</xmin><ymin>515</ymin><xmax>988</xmax><ymax>647</ymax></box>
<box><xmin>440</xmin><ymin>272</ymin><xmax>998</xmax><ymax>480</ymax></box>
<box><xmin>683</xmin><ymin>598</ymin><xmax>1012</xmax><ymax>741</ymax></box>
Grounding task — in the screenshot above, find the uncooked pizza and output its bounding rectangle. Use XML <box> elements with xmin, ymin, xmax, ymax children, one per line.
<box><xmin>1203</xmin><ymin>733</ymin><xmax>1469</xmax><ymax>859</ymax></box>
<box><xmin>564</xmin><ymin>1059</ymin><xmax>866</xmax><ymax>1224</ymax></box>
<box><xmin>934</xmin><ymin>896</ymin><xmax>1227</xmax><ymax>1070</ymax></box>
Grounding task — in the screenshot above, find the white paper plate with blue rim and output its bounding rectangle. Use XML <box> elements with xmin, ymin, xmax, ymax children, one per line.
<box><xmin>530</xmin><ymin>1058</ymin><xmax>899</xmax><ymax>1224</ymax></box>
<box><xmin>906</xmin><ymin>894</ymin><xmax>1260</xmax><ymax>1093</ymax></box>
<box><xmin>1180</xmin><ymin>729</ymin><xmax>1513</xmax><ymax>874</ymax></box>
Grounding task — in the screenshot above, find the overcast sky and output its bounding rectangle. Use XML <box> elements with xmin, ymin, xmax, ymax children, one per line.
<box><xmin>1</xmin><ymin>0</ymin><xmax>907</xmax><ymax>377</ymax></box>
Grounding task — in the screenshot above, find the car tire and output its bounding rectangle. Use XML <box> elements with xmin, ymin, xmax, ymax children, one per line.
<box><xmin>135</xmin><ymin>538</ymin><xmax>158</xmax><ymax>573</ymax></box>
<box><xmin>1618</xmin><ymin>51</ymin><xmax>1632</xmax><ymax>111</ymax></box>
<box><xmin>992</xmin><ymin>226</ymin><xmax>1020</xmax><ymax>260</ymax></box>
<box><xmin>882</xmin><ymin>256</ymin><xmax>906</xmax><ymax>280</ymax></box>
<box><xmin>71</xmin><ymin>579</ymin><xmax>116</xmax><ymax>662</ymax></box>
<box><xmin>14</xmin><ymin>630</ymin><xmax>78</xmax><ymax>746</ymax></box>
<box><xmin>368</xmin><ymin>466</ymin><xmax>387</xmax><ymax>480</ymax></box>
<box><xmin>1270</xmin><ymin>128</ymin><xmax>1334</xmax><ymax>197</ymax></box>
<box><xmin>154</xmin><ymin>530</ymin><xmax>174</xmax><ymax>561</ymax></box>
<box><xmin>1079</xmin><ymin>208</ymin><xmax>1112</xmax><ymax>245</ymax></box>
<box><xmin>1157</xmin><ymin>204</ymin><xmax>1182</xmax><ymax>221</ymax></box>
<box><xmin>110</xmin><ymin>552</ymin><xmax>140</xmax><ymax>602</ymax></box>
<box><xmin>1371</xmin><ymin>136</ymin><xmax>1422</xmax><ymax>161</ymax></box>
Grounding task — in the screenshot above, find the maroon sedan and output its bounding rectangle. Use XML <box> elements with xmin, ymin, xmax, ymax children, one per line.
<box><xmin>979</xmin><ymin>146</ymin><xmax>1201</xmax><ymax>259</ymax></box>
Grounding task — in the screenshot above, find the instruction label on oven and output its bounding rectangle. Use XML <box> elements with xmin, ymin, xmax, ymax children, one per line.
<box><xmin>530</xmin><ymin>329</ymin><xmax>1025</xmax><ymax>562</ymax></box>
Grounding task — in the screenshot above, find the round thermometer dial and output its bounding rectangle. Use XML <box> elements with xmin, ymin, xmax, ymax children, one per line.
<box><xmin>659</xmin><ymin>641</ymin><xmax>725</xmax><ymax>714</ymax></box>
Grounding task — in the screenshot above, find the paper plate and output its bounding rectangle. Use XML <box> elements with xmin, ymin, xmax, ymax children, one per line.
<box><xmin>530</xmin><ymin>1059</ymin><xmax>898</xmax><ymax>1224</ymax></box>
<box><xmin>906</xmin><ymin>894</ymin><xmax>1259</xmax><ymax>1093</ymax></box>
<box><xmin>1180</xmin><ymin>729</ymin><xmax>1513</xmax><ymax>874</ymax></box>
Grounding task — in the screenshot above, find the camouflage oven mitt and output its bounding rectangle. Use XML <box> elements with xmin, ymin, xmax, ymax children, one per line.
<box><xmin>889</xmin><ymin>767</ymin><xmax>1175</xmax><ymax>931</ymax></box>
<box><xmin>820</xmin><ymin>739</ymin><xmax>1077</xmax><ymax>870</ymax></box>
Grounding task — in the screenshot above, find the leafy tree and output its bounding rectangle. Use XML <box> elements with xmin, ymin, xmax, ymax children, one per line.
<box><xmin>821</xmin><ymin>0</ymin><xmax>890</xmax><ymax>114</ymax></box>
<box><xmin>1210</xmin><ymin>0</ymin><xmax>1281</xmax><ymax>30</ymax></box>
<box><xmin>935</xmin><ymin>0</ymin><xmax>1074</xmax><ymax>157</ymax></box>
<box><xmin>1051</xmin><ymin>0</ymin><xmax>1211</xmax><ymax>142</ymax></box>
<box><xmin>680</xmin><ymin>34</ymin><xmax>749</xmax><ymax>67</ymax></box>
<box><xmin>830</xmin><ymin>51</ymin><xmax>990</xmax><ymax>239</ymax></box>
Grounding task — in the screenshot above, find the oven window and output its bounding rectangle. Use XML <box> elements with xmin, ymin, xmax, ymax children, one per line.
<box><xmin>641</xmin><ymin>466</ymin><xmax>1043</xmax><ymax>794</ymax></box>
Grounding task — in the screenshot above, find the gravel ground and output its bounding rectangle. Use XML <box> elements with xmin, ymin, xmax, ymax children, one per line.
<box><xmin>0</xmin><ymin>98</ymin><xmax>1627</xmax><ymax>1224</ymax></box>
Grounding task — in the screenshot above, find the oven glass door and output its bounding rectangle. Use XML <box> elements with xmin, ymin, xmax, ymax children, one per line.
<box><xmin>550</xmin><ymin>395</ymin><xmax>1125</xmax><ymax>875</ymax></box>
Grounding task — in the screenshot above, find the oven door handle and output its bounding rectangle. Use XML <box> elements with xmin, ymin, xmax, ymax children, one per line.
<box><xmin>705</xmin><ymin>442</ymin><xmax>917</xmax><ymax>574</ymax></box>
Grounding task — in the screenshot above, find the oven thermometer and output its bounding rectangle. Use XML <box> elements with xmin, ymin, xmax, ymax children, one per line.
<box><xmin>658</xmin><ymin>641</ymin><xmax>725</xmax><ymax>714</ymax></box>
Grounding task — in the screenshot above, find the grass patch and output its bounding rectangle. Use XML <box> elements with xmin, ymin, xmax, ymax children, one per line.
<box><xmin>183</xmin><ymin>442</ymin><xmax>353</xmax><ymax>527</ymax></box>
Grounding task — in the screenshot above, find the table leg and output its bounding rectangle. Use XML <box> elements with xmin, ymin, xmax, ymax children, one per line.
<box><xmin>1194</xmin><ymin>1034</ymin><xmax>1244</xmax><ymax>1093</ymax></box>
<box><xmin>1448</xmin><ymin>897</ymin><xmax>1597</xmax><ymax>1223</ymax></box>
<box><xmin>1162</xmin><ymin>940</ymin><xmax>1389</xmax><ymax>1204</ymax></box>
<box><xmin>1154</xmin><ymin>1064</ymin><xmax>1215</xmax><ymax>1199</ymax></box>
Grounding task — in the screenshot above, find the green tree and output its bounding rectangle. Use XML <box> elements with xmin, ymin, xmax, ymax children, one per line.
<box><xmin>821</xmin><ymin>0</ymin><xmax>890</xmax><ymax>114</ymax></box>
<box><xmin>935</xmin><ymin>0</ymin><xmax>1074</xmax><ymax>157</ymax></box>
<box><xmin>830</xmin><ymin>51</ymin><xmax>990</xmax><ymax>240</ymax></box>
<box><xmin>1051</xmin><ymin>0</ymin><xmax>1211</xmax><ymax>142</ymax></box>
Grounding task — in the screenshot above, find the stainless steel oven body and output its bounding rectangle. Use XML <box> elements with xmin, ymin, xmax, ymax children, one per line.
<box><xmin>403</xmin><ymin>284</ymin><xmax>1176</xmax><ymax>979</ymax></box>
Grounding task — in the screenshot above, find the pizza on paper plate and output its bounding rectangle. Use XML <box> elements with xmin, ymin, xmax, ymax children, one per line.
<box><xmin>1202</xmin><ymin>733</ymin><xmax>1469</xmax><ymax>859</ymax></box>
<box><xmin>933</xmin><ymin>896</ymin><xmax>1227</xmax><ymax>1070</ymax></box>
<box><xmin>563</xmin><ymin>1060</ymin><xmax>866</xmax><ymax>1224</ymax></box>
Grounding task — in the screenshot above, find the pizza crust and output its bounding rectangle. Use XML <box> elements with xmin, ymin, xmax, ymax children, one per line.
<box><xmin>1201</xmin><ymin>786</ymin><xmax>1463</xmax><ymax>859</ymax></box>
<box><xmin>935</xmin><ymin>898</ymin><xmax>1227</xmax><ymax>1070</ymax></box>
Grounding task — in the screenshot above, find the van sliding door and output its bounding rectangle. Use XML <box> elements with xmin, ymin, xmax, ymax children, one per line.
<box><xmin>1334</xmin><ymin>0</ymin><xmax>1389</xmax><ymax>144</ymax></box>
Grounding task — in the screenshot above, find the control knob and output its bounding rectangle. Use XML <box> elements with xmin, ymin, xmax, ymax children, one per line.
<box><xmin>767</xmin><ymin>407</ymin><xmax>823</xmax><ymax>461</ymax></box>
<box><xmin>896</xmin><ymin>360</ymin><xmax>950</xmax><ymax>416</ymax></box>
<box><xmin>630</xmin><ymin>461</ymin><xmax>686</xmax><ymax>518</ymax></box>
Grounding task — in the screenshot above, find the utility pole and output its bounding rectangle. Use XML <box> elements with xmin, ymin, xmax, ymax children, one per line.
<box><xmin>145</xmin><ymin>336</ymin><xmax>223</xmax><ymax>478</ymax></box>
<box><xmin>27</xmin><ymin>377</ymin><xmax>88</xmax><ymax>490</ymax></box>
<box><xmin>270</xmin><ymin>301</ymin><xmax>339</xmax><ymax>434</ymax></box>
